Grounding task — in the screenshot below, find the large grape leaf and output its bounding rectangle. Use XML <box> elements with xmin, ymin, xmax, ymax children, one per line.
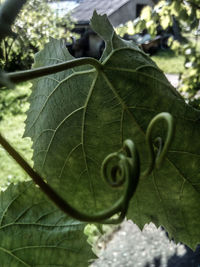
<box><xmin>0</xmin><ymin>181</ymin><xmax>93</xmax><ymax>266</ymax></box>
<box><xmin>25</xmin><ymin>12</ymin><xmax>200</xmax><ymax>249</ymax></box>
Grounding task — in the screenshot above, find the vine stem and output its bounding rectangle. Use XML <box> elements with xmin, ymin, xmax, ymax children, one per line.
<box><xmin>0</xmin><ymin>133</ymin><xmax>139</xmax><ymax>223</ymax></box>
<box><xmin>4</xmin><ymin>57</ymin><xmax>102</xmax><ymax>84</ymax></box>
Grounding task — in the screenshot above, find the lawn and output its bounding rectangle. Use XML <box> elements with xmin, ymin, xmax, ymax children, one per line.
<box><xmin>0</xmin><ymin>83</ymin><xmax>32</xmax><ymax>189</ymax></box>
<box><xmin>152</xmin><ymin>49</ymin><xmax>185</xmax><ymax>74</ymax></box>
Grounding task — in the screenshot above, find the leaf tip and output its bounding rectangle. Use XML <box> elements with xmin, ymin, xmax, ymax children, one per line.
<box><xmin>90</xmin><ymin>10</ymin><xmax>114</xmax><ymax>40</ymax></box>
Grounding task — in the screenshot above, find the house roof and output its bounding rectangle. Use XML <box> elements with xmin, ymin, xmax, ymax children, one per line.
<box><xmin>72</xmin><ymin>0</ymin><xmax>130</xmax><ymax>22</ymax></box>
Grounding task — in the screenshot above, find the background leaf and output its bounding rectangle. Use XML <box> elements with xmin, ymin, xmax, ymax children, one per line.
<box><xmin>25</xmin><ymin>12</ymin><xmax>200</xmax><ymax>249</ymax></box>
<box><xmin>0</xmin><ymin>181</ymin><xmax>93</xmax><ymax>266</ymax></box>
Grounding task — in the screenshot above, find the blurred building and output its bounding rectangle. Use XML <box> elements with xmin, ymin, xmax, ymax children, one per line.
<box><xmin>49</xmin><ymin>0</ymin><xmax>157</xmax><ymax>58</ymax></box>
<box><xmin>49</xmin><ymin>0</ymin><xmax>155</xmax><ymax>26</ymax></box>
<box><xmin>72</xmin><ymin>0</ymin><xmax>155</xmax><ymax>27</ymax></box>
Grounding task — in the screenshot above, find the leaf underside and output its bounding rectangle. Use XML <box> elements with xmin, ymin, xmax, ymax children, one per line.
<box><xmin>25</xmin><ymin>12</ymin><xmax>200</xmax><ymax>250</ymax></box>
<box><xmin>0</xmin><ymin>181</ymin><xmax>93</xmax><ymax>266</ymax></box>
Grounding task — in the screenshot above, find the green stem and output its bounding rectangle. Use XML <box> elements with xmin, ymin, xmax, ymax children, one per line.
<box><xmin>0</xmin><ymin>133</ymin><xmax>139</xmax><ymax>223</ymax></box>
<box><xmin>5</xmin><ymin>57</ymin><xmax>102</xmax><ymax>84</ymax></box>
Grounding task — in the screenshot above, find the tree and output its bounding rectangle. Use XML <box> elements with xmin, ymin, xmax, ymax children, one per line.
<box><xmin>0</xmin><ymin>0</ymin><xmax>74</xmax><ymax>119</ymax></box>
<box><xmin>130</xmin><ymin>0</ymin><xmax>200</xmax><ymax>106</ymax></box>
<box><xmin>0</xmin><ymin>0</ymin><xmax>74</xmax><ymax>71</ymax></box>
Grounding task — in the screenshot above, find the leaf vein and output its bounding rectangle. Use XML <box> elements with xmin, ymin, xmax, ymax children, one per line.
<box><xmin>0</xmin><ymin>247</ymin><xmax>30</xmax><ymax>266</ymax></box>
<box><xmin>26</xmin><ymin>71</ymin><xmax>93</xmax><ymax>135</ymax></box>
<box><xmin>58</xmin><ymin>143</ymin><xmax>82</xmax><ymax>179</ymax></box>
<box><xmin>42</xmin><ymin>107</ymin><xmax>84</xmax><ymax>169</ymax></box>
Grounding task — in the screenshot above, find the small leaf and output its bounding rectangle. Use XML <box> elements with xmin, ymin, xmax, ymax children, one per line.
<box><xmin>160</xmin><ymin>15</ymin><xmax>171</xmax><ymax>29</ymax></box>
<box><xmin>140</xmin><ymin>6</ymin><xmax>152</xmax><ymax>21</ymax></box>
<box><xmin>0</xmin><ymin>182</ymin><xmax>94</xmax><ymax>266</ymax></box>
<box><xmin>171</xmin><ymin>1</ymin><xmax>180</xmax><ymax>17</ymax></box>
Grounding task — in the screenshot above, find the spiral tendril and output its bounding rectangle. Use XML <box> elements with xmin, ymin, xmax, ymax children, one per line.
<box><xmin>142</xmin><ymin>112</ymin><xmax>174</xmax><ymax>177</ymax></box>
<box><xmin>0</xmin><ymin>112</ymin><xmax>174</xmax><ymax>224</ymax></box>
<box><xmin>100</xmin><ymin>139</ymin><xmax>140</xmax><ymax>223</ymax></box>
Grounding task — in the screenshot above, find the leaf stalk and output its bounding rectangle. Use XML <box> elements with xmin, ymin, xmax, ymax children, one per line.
<box><xmin>0</xmin><ymin>133</ymin><xmax>139</xmax><ymax>223</ymax></box>
<box><xmin>4</xmin><ymin>57</ymin><xmax>102</xmax><ymax>84</ymax></box>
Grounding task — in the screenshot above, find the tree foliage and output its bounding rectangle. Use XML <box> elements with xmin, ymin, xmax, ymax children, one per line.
<box><xmin>0</xmin><ymin>0</ymin><xmax>74</xmax><ymax>119</ymax></box>
<box><xmin>0</xmin><ymin>0</ymin><xmax>74</xmax><ymax>71</ymax></box>
<box><xmin>128</xmin><ymin>0</ymin><xmax>200</xmax><ymax>106</ymax></box>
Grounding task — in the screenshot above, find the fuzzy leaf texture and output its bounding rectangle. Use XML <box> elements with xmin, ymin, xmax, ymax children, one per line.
<box><xmin>25</xmin><ymin>11</ymin><xmax>200</xmax><ymax>250</ymax></box>
<box><xmin>0</xmin><ymin>181</ymin><xmax>93</xmax><ymax>266</ymax></box>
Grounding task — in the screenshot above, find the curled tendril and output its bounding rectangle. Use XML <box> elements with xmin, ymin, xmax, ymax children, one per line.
<box><xmin>0</xmin><ymin>134</ymin><xmax>139</xmax><ymax>224</ymax></box>
<box><xmin>101</xmin><ymin>152</ymin><xmax>126</xmax><ymax>188</ymax></box>
<box><xmin>0</xmin><ymin>112</ymin><xmax>174</xmax><ymax>224</ymax></box>
<box><xmin>99</xmin><ymin>112</ymin><xmax>174</xmax><ymax>222</ymax></box>
<box><xmin>142</xmin><ymin>112</ymin><xmax>175</xmax><ymax>177</ymax></box>
<box><xmin>100</xmin><ymin>139</ymin><xmax>140</xmax><ymax>224</ymax></box>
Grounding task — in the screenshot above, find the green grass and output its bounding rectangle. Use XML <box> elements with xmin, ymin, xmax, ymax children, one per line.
<box><xmin>0</xmin><ymin>114</ymin><xmax>33</xmax><ymax>189</ymax></box>
<box><xmin>152</xmin><ymin>50</ymin><xmax>185</xmax><ymax>74</ymax></box>
<box><xmin>0</xmin><ymin>83</ymin><xmax>32</xmax><ymax>190</ymax></box>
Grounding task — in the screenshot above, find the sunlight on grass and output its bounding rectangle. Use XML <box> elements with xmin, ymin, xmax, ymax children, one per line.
<box><xmin>0</xmin><ymin>114</ymin><xmax>33</xmax><ymax>189</ymax></box>
<box><xmin>0</xmin><ymin>83</ymin><xmax>33</xmax><ymax>189</ymax></box>
<box><xmin>152</xmin><ymin>50</ymin><xmax>185</xmax><ymax>74</ymax></box>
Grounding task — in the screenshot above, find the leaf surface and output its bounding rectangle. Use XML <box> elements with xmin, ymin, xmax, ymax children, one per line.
<box><xmin>25</xmin><ymin>12</ymin><xmax>200</xmax><ymax>249</ymax></box>
<box><xmin>0</xmin><ymin>182</ymin><xmax>93</xmax><ymax>266</ymax></box>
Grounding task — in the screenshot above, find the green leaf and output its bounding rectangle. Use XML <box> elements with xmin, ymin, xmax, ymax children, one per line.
<box><xmin>160</xmin><ymin>15</ymin><xmax>171</xmax><ymax>29</ymax></box>
<box><xmin>140</xmin><ymin>6</ymin><xmax>152</xmax><ymax>21</ymax></box>
<box><xmin>0</xmin><ymin>181</ymin><xmax>93</xmax><ymax>266</ymax></box>
<box><xmin>90</xmin><ymin>11</ymin><xmax>140</xmax><ymax>61</ymax></box>
<box><xmin>25</xmin><ymin>12</ymin><xmax>200</xmax><ymax>249</ymax></box>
